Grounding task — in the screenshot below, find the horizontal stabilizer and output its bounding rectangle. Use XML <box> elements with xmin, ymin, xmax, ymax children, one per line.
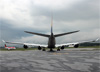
<box><xmin>24</xmin><ymin>31</ymin><xmax>50</xmax><ymax>37</ymax></box>
<box><xmin>54</xmin><ymin>30</ymin><xmax>80</xmax><ymax>37</ymax></box>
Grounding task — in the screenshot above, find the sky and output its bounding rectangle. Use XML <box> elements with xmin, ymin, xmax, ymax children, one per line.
<box><xmin>0</xmin><ymin>0</ymin><xmax>100</xmax><ymax>47</ymax></box>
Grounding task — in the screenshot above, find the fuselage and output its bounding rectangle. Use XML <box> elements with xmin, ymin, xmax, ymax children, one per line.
<box><xmin>48</xmin><ymin>33</ymin><xmax>56</xmax><ymax>48</ymax></box>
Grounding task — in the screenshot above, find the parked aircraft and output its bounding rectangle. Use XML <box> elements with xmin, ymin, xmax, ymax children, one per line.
<box><xmin>2</xmin><ymin>40</ymin><xmax>16</xmax><ymax>50</ymax></box>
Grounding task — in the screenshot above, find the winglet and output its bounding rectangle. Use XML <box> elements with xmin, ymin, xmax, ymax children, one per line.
<box><xmin>92</xmin><ymin>38</ymin><xmax>99</xmax><ymax>42</ymax></box>
<box><xmin>96</xmin><ymin>38</ymin><xmax>99</xmax><ymax>41</ymax></box>
<box><xmin>2</xmin><ymin>40</ymin><xmax>5</xmax><ymax>43</ymax></box>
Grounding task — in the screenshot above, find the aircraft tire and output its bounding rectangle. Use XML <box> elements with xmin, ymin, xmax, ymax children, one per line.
<box><xmin>50</xmin><ymin>48</ymin><xmax>53</xmax><ymax>52</ymax></box>
<box><xmin>42</xmin><ymin>48</ymin><xmax>46</xmax><ymax>51</ymax></box>
<box><xmin>57</xmin><ymin>48</ymin><xmax>60</xmax><ymax>51</ymax></box>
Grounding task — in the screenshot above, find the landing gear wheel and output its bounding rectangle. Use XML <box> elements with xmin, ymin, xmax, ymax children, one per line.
<box><xmin>42</xmin><ymin>48</ymin><xmax>46</xmax><ymax>51</ymax></box>
<box><xmin>57</xmin><ymin>48</ymin><xmax>60</xmax><ymax>51</ymax></box>
<box><xmin>50</xmin><ymin>49</ymin><xmax>53</xmax><ymax>52</ymax></box>
<box><xmin>38</xmin><ymin>46</ymin><xmax>42</xmax><ymax>50</ymax></box>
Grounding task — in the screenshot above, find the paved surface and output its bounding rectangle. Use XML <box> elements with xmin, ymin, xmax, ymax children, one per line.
<box><xmin>0</xmin><ymin>48</ymin><xmax>100</xmax><ymax>72</ymax></box>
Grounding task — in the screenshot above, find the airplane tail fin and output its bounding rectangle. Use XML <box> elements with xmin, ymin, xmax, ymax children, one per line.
<box><xmin>2</xmin><ymin>40</ymin><xmax>7</xmax><ymax>48</ymax></box>
<box><xmin>51</xmin><ymin>14</ymin><xmax>53</xmax><ymax>34</ymax></box>
<box><xmin>5</xmin><ymin>44</ymin><xmax>7</xmax><ymax>48</ymax></box>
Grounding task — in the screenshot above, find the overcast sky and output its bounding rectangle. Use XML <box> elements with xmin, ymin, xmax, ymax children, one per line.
<box><xmin>0</xmin><ymin>0</ymin><xmax>100</xmax><ymax>46</ymax></box>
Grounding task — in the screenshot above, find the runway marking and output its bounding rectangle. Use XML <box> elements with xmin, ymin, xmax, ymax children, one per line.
<box><xmin>64</xmin><ymin>53</ymin><xmax>69</xmax><ymax>54</ymax></box>
<box><xmin>51</xmin><ymin>53</ymin><xmax>69</xmax><ymax>55</ymax></box>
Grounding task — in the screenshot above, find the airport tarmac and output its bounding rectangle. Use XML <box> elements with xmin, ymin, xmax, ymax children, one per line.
<box><xmin>0</xmin><ymin>48</ymin><xmax>100</xmax><ymax>72</ymax></box>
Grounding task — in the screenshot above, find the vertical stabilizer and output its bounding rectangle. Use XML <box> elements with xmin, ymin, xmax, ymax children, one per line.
<box><xmin>51</xmin><ymin>14</ymin><xmax>53</xmax><ymax>34</ymax></box>
<box><xmin>5</xmin><ymin>44</ymin><xmax>7</xmax><ymax>48</ymax></box>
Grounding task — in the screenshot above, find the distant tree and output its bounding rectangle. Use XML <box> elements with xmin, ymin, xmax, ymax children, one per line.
<box><xmin>80</xmin><ymin>43</ymin><xmax>100</xmax><ymax>47</ymax></box>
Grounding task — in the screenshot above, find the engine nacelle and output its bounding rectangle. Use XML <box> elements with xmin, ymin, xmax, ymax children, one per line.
<box><xmin>23</xmin><ymin>45</ymin><xmax>28</xmax><ymax>49</ymax></box>
<box><xmin>61</xmin><ymin>46</ymin><xmax>64</xmax><ymax>50</ymax></box>
<box><xmin>38</xmin><ymin>46</ymin><xmax>42</xmax><ymax>50</ymax></box>
<box><xmin>74</xmin><ymin>44</ymin><xmax>79</xmax><ymax>48</ymax></box>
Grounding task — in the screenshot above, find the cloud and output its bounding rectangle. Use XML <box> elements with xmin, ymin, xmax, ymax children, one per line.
<box><xmin>53</xmin><ymin>0</ymin><xmax>99</xmax><ymax>22</ymax></box>
<box><xmin>0</xmin><ymin>0</ymin><xmax>99</xmax><ymax>47</ymax></box>
<box><xmin>33</xmin><ymin>0</ymin><xmax>84</xmax><ymax>10</ymax></box>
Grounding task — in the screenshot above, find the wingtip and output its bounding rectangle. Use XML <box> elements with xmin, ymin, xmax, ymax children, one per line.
<box><xmin>78</xmin><ymin>30</ymin><xmax>80</xmax><ymax>32</ymax></box>
<box><xmin>2</xmin><ymin>40</ymin><xmax>5</xmax><ymax>43</ymax></box>
<box><xmin>96</xmin><ymin>38</ymin><xmax>99</xmax><ymax>41</ymax></box>
<box><xmin>92</xmin><ymin>38</ymin><xmax>99</xmax><ymax>42</ymax></box>
<box><xmin>75</xmin><ymin>30</ymin><xmax>80</xmax><ymax>32</ymax></box>
<box><xmin>24</xmin><ymin>31</ymin><xmax>28</xmax><ymax>33</ymax></box>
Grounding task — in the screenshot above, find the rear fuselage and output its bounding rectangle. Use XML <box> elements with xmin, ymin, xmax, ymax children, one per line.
<box><xmin>48</xmin><ymin>33</ymin><xmax>55</xmax><ymax>48</ymax></box>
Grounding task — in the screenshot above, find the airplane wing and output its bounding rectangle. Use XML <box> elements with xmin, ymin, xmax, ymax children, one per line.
<box><xmin>2</xmin><ymin>40</ymin><xmax>48</xmax><ymax>48</ymax></box>
<box><xmin>56</xmin><ymin>38</ymin><xmax>99</xmax><ymax>48</ymax></box>
<box><xmin>24</xmin><ymin>43</ymin><xmax>47</xmax><ymax>47</ymax></box>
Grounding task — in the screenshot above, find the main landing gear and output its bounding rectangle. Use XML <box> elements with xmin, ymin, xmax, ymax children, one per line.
<box><xmin>42</xmin><ymin>48</ymin><xmax>46</xmax><ymax>51</ymax></box>
<box><xmin>49</xmin><ymin>48</ymin><xmax>60</xmax><ymax>52</ymax></box>
<box><xmin>57</xmin><ymin>48</ymin><xmax>60</xmax><ymax>51</ymax></box>
<box><xmin>50</xmin><ymin>48</ymin><xmax>53</xmax><ymax>52</ymax></box>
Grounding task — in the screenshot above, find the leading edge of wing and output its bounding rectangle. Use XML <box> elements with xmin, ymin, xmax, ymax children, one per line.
<box><xmin>3</xmin><ymin>40</ymin><xmax>47</xmax><ymax>47</ymax></box>
<box><xmin>54</xmin><ymin>30</ymin><xmax>80</xmax><ymax>37</ymax></box>
<box><xmin>55</xmin><ymin>38</ymin><xmax>99</xmax><ymax>47</ymax></box>
<box><xmin>24</xmin><ymin>31</ymin><xmax>50</xmax><ymax>37</ymax></box>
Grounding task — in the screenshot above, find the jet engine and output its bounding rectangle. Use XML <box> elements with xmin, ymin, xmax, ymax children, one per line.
<box><xmin>61</xmin><ymin>46</ymin><xmax>64</xmax><ymax>50</ymax></box>
<box><xmin>23</xmin><ymin>45</ymin><xmax>28</xmax><ymax>49</ymax></box>
<box><xmin>38</xmin><ymin>46</ymin><xmax>42</xmax><ymax>50</ymax></box>
<box><xmin>74</xmin><ymin>44</ymin><xmax>79</xmax><ymax>48</ymax></box>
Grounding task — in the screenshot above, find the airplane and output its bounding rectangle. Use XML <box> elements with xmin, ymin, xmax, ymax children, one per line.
<box><xmin>2</xmin><ymin>17</ymin><xmax>99</xmax><ymax>51</ymax></box>
<box><xmin>2</xmin><ymin>40</ymin><xmax>16</xmax><ymax>50</ymax></box>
